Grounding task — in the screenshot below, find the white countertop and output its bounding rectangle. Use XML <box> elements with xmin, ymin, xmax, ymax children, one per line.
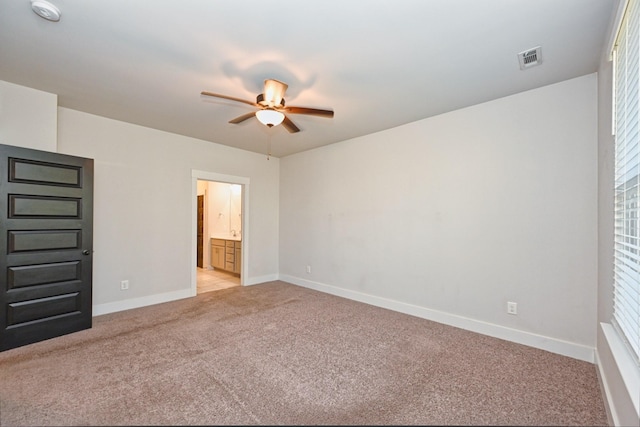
<box><xmin>211</xmin><ymin>234</ymin><xmax>241</xmax><ymax>241</ymax></box>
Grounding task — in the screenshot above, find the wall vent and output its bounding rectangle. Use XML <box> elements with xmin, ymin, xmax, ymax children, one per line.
<box><xmin>518</xmin><ymin>46</ymin><xmax>542</xmax><ymax>70</ymax></box>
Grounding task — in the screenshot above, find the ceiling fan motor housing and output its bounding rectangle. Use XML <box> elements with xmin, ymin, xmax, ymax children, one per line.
<box><xmin>256</xmin><ymin>93</ymin><xmax>285</xmax><ymax>109</ymax></box>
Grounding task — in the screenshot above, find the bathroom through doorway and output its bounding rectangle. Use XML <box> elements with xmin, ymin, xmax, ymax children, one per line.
<box><xmin>193</xmin><ymin>171</ymin><xmax>248</xmax><ymax>295</ymax></box>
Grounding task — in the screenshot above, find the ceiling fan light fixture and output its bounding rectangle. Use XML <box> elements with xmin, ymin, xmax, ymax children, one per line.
<box><xmin>255</xmin><ymin>109</ymin><xmax>285</xmax><ymax>127</ymax></box>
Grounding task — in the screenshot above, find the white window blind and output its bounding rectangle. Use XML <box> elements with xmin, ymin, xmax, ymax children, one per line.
<box><xmin>613</xmin><ymin>0</ymin><xmax>640</xmax><ymax>365</ymax></box>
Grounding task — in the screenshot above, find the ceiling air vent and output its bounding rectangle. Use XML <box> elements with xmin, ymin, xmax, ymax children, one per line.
<box><xmin>518</xmin><ymin>46</ymin><xmax>542</xmax><ymax>70</ymax></box>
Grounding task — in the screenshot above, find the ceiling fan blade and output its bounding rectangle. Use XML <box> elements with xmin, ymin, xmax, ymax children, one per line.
<box><xmin>283</xmin><ymin>106</ymin><xmax>334</xmax><ymax>118</ymax></box>
<box><xmin>229</xmin><ymin>112</ymin><xmax>257</xmax><ymax>124</ymax></box>
<box><xmin>281</xmin><ymin>115</ymin><xmax>300</xmax><ymax>133</ymax></box>
<box><xmin>201</xmin><ymin>91</ymin><xmax>258</xmax><ymax>107</ymax></box>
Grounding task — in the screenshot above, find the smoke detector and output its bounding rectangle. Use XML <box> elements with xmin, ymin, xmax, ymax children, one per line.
<box><xmin>518</xmin><ymin>46</ymin><xmax>542</xmax><ymax>70</ymax></box>
<box><xmin>31</xmin><ymin>0</ymin><xmax>61</xmax><ymax>22</ymax></box>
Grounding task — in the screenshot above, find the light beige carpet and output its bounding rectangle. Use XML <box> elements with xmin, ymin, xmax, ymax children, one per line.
<box><xmin>0</xmin><ymin>281</ymin><xmax>608</xmax><ymax>426</ymax></box>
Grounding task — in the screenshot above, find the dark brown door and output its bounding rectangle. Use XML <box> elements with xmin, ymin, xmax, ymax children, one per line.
<box><xmin>197</xmin><ymin>195</ymin><xmax>204</xmax><ymax>268</ymax></box>
<box><xmin>0</xmin><ymin>143</ymin><xmax>93</xmax><ymax>351</ymax></box>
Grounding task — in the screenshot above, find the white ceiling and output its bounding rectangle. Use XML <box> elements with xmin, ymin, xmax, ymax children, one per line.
<box><xmin>0</xmin><ymin>0</ymin><xmax>617</xmax><ymax>158</ymax></box>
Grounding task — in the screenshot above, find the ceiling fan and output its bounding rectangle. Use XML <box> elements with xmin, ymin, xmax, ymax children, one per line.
<box><xmin>201</xmin><ymin>79</ymin><xmax>334</xmax><ymax>133</ymax></box>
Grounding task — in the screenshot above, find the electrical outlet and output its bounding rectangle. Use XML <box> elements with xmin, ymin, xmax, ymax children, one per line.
<box><xmin>306</xmin><ymin>265</ymin><xmax>311</xmax><ymax>274</ymax></box>
<box><xmin>120</xmin><ymin>280</ymin><xmax>129</xmax><ymax>290</ymax></box>
<box><xmin>507</xmin><ymin>301</ymin><xmax>517</xmax><ymax>315</ymax></box>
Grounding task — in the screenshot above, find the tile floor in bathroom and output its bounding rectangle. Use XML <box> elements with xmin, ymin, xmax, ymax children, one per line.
<box><xmin>196</xmin><ymin>267</ymin><xmax>240</xmax><ymax>294</ymax></box>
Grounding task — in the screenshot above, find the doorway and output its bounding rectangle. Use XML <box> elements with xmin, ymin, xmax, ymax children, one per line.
<box><xmin>192</xmin><ymin>170</ymin><xmax>248</xmax><ymax>295</ymax></box>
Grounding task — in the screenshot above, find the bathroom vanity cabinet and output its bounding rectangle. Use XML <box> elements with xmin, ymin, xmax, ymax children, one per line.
<box><xmin>211</xmin><ymin>239</ymin><xmax>225</xmax><ymax>270</ymax></box>
<box><xmin>211</xmin><ymin>238</ymin><xmax>241</xmax><ymax>274</ymax></box>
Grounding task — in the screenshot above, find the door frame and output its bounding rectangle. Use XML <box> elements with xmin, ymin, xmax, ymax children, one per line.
<box><xmin>197</xmin><ymin>194</ymin><xmax>204</xmax><ymax>268</ymax></box>
<box><xmin>191</xmin><ymin>170</ymin><xmax>249</xmax><ymax>294</ymax></box>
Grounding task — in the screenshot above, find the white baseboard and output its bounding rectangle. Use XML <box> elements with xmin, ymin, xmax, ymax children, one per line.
<box><xmin>93</xmin><ymin>274</ymin><xmax>596</xmax><ymax>363</ymax></box>
<box><xmin>92</xmin><ymin>288</ymin><xmax>194</xmax><ymax>316</ymax></box>
<box><xmin>93</xmin><ymin>274</ymin><xmax>280</xmax><ymax>316</ymax></box>
<box><xmin>243</xmin><ymin>274</ymin><xmax>279</xmax><ymax>286</ymax></box>
<box><xmin>595</xmin><ymin>350</ymin><xmax>618</xmax><ymax>427</ymax></box>
<box><xmin>280</xmin><ymin>274</ymin><xmax>596</xmax><ymax>363</ymax></box>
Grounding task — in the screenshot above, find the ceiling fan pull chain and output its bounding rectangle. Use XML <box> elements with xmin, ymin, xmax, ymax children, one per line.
<box><xmin>266</xmin><ymin>132</ymin><xmax>272</xmax><ymax>160</ymax></box>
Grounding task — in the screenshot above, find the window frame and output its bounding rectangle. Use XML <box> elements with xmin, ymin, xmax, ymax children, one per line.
<box><xmin>612</xmin><ymin>0</ymin><xmax>640</xmax><ymax>367</ymax></box>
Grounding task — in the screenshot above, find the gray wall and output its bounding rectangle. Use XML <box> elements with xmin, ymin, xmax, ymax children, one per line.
<box><xmin>280</xmin><ymin>74</ymin><xmax>598</xmax><ymax>362</ymax></box>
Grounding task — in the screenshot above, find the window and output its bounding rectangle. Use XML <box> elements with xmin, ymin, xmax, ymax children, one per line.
<box><xmin>613</xmin><ymin>0</ymin><xmax>640</xmax><ymax>365</ymax></box>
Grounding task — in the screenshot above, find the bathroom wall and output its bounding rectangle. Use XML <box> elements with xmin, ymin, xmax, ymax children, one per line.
<box><xmin>207</xmin><ymin>181</ymin><xmax>242</xmax><ymax>237</ymax></box>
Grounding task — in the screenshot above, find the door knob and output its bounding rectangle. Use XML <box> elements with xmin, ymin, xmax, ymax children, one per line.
<box><xmin>82</xmin><ymin>249</ymin><xmax>90</xmax><ymax>255</ymax></box>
